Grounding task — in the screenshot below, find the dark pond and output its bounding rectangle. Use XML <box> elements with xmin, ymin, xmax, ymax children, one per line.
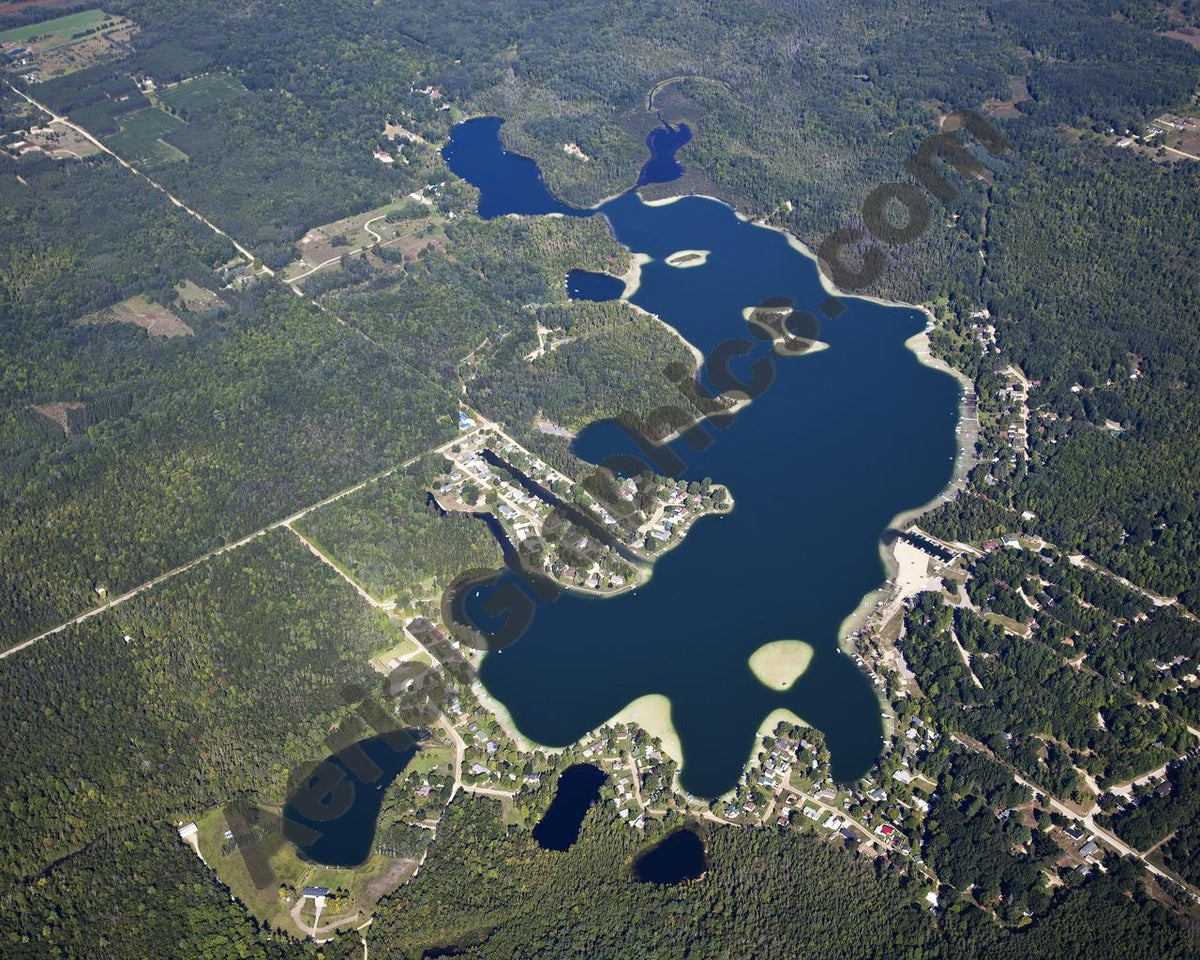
<box><xmin>637</xmin><ymin>120</ymin><xmax>693</xmax><ymax>187</ymax></box>
<box><xmin>567</xmin><ymin>268</ymin><xmax>625</xmax><ymax>302</ymax></box>
<box><xmin>283</xmin><ymin>731</ymin><xmax>418</xmax><ymax>867</ymax></box>
<box><xmin>532</xmin><ymin>763</ymin><xmax>608</xmax><ymax>851</ymax></box>
<box><xmin>442</xmin><ymin>117</ymin><xmax>960</xmax><ymax>798</ymax></box>
<box><xmin>633</xmin><ymin>827</ymin><xmax>707</xmax><ymax>884</ymax></box>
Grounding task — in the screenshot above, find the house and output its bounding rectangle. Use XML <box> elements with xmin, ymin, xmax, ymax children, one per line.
<box><xmin>1063</xmin><ymin>825</ymin><xmax>1085</xmax><ymax>841</ymax></box>
<box><xmin>1080</xmin><ymin>841</ymin><xmax>1100</xmax><ymax>858</ymax></box>
<box><xmin>892</xmin><ymin>769</ymin><xmax>913</xmax><ymax>785</ymax></box>
<box><xmin>302</xmin><ymin>886</ymin><xmax>329</xmax><ymax>898</ymax></box>
<box><xmin>803</xmin><ymin>806</ymin><xmax>820</xmax><ymax>821</ymax></box>
<box><xmin>867</xmin><ymin>788</ymin><xmax>887</xmax><ymax>803</ymax></box>
<box><xmin>823</xmin><ymin>815</ymin><xmax>843</xmax><ymax>830</ymax></box>
<box><xmin>815</xmin><ymin>787</ymin><xmax>837</xmax><ymax>801</ymax></box>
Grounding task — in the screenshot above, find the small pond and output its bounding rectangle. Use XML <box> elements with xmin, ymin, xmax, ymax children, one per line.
<box><xmin>633</xmin><ymin>827</ymin><xmax>707</xmax><ymax>884</ymax></box>
<box><xmin>532</xmin><ymin>763</ymin><xmax>608</xmax><ymax>851</ymax></box>
<box><xmin>283</xmin><ymin>731</ymin><xmax>418</xmax><ymax>867</ymax></box>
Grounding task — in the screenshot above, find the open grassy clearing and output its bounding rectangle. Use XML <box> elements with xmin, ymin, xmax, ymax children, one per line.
<box><xmin>0</xmin><ymin>7</ymin><xmax>108</xmax><ymax>45</ymax></box>
<box><xmin>156</xmin><ymin>72</ymin><xmax>246</xmax><ymax>114</ymax></box>
<box><xmin>282</xmin><ymin>198</ymin><xmax>446</xmax><ymax>281</ymax></box>
<box><xmin>174</xmin><ymin>278</ymin><xmax>226</xmax><ymax>312</ymax></box>
<box><xmin>370</xmin><ymin>633</ymin><xmax>422</xmax><ymax>674</ymax></box>
<box><xmin>27</xmin><ymin>400</ymin><xmax>85</xmax><ymax>435</ymax></box>
<box><xmin>105</xmin><ymin>107</ymin><xmax>187</xmax><ymax>166</ymax></box>
<box><xmin>195</xmin><ymin>805</ymin><xmax>407</xmax><ymax>937</ymax></box>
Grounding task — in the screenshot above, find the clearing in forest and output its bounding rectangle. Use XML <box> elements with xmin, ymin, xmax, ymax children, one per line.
<box><xmin>174</xmin><ymin>279</ymin><xmax>226</xmax><ymax>312</ymax></box>
<box><xmin>77</xmin><ymin>295</ymin><xmax>194</xmax><ymax>337</ymax></box>
<box><xmin>282</xmin><ymin>199</ymin><xmax>446</xmax><ymax>282</ymax></box>
<box><xmin>28</xmin><ymin>400</ymin><xmax>85</xmax><ymax>434</ymax></box>
<box><xmin>155</xmin><ymin>73</ymin><xmax>246</xmax><ymax>114</ymax></box>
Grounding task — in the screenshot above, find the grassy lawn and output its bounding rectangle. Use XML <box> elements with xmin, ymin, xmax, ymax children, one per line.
<box><xmin>410</xmin><ymin>743</ymin><xmax>455</xmax><ymax>777</ymax></box>
<box><xmin>369</xmin><ymin>633</ymin><xmax>423</xmax><ymax>674</ymax></box>
<box><xmin>0</xmin><ymin>8</ymin><xmax>108</xmax><ymax>45</ymax></box>
<box><xmin>156</xmin><ymin>72</ymin><xmax>246</xmax><ymax>113</ymax></box>
<box><xmin>106</xmin><ymin>107</ymin><xmax>187</xmax><ymax>167</ymax></box>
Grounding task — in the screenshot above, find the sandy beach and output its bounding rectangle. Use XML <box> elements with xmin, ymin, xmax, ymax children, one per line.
<box><xmin>619</xmin><ymin>251</ymin><xmax>652</xmax><ymax>298</ymax></box>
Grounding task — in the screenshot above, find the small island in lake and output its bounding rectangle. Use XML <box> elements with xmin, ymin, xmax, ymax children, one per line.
<box><xmin>665</xmin><ymin>249</ymin><xmax>710</xmax><ymax>268</ymax></box>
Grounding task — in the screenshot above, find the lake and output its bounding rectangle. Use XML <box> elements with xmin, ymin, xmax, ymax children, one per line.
<box><xmin>633</xmin><ymin>827</ymin><xmax>707</xmax><ymax>884</ymax></box>
<box><xmin>282</xmin><ymin>731</ymin><xmax>418</xmax><ymax>867</ymax></box>
<box><xmin>443</xmin><ymin>118</ymin><xmax>959</xmax><ymax>798</ymax></box>
<box><xmin>532</xmin><ymin>763</ymin><xmax>608</xmax><ymax>851</ymax></box>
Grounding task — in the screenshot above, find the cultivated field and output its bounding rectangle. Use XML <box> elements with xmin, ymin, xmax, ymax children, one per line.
<box><xmin>156</xmin><ymin>72</ymin><xmax>246</xmax><ymax>114</ymax></box>
<box><xmin>0</xmin><ymin>8</ymin><xmax>136</xmax><ymax>79</ymax></box>
<box><xmin>77</xmin><ymin>295</ymin><xmax>194</xmax><ymax>337</ymax></box>
<box><xmin>0</xmin><ymin>7</ymin><xmax>108</xmax><ymax>45</ymax></box>
<box><xmin>105</xmin><ymin>107</ymin><xmax>187</xmax><ymax>166</ymax></box>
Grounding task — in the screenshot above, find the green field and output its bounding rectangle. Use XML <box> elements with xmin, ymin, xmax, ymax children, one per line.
<box><xmin>156</xmin><ymin>72</ymin><xmax>246</xmax><ymax>113</ymax></box>
<box><xmin>0</xmin><ymin>8</ymin><xmax>109</xmax><ymax>45</ymax></box>
<box><xmin>106</xmin><ymin>107</ymin><xmax>187</xmax><ymax>166</ymax></box>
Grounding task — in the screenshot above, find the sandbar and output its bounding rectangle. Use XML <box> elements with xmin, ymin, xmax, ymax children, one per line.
<box><xmin>748</xmin><ymin>640</ymin><xmax>814</xmax><ymax>691</ymax></box>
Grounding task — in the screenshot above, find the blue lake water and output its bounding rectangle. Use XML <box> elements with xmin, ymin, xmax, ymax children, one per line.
<box><xmin>283</xmin><ymin>732</ymin><xmax>418</xmax><ymax>867</ymax></box>
<box><xmin>442</xmin><ymin>118</ymin><xmax>959</xmax><ymax>798</ymax></box>
<box><xmin>567</xmin><ymin>269</ymin><xmax>624</xmax><ymax>302</ymax></box>
<box><xmin>637</xmin><ymin>121</ymin><xmax>692</xmax><ymax>187</ymax></box>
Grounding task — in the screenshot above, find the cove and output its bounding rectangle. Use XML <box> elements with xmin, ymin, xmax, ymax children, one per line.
<box><xmin>532</xmin><ymin>763</ymin><xmax>608</xmax><ymax>851</ymax></box>
<box><xmin>567</xmin><ymin>269</ymin><xmax>624</xmax><ymax>302</ymax></box>
<box><xmin>282</xmin><ymin>732</ymin><xmax>418</xmax><ymax>867</ymax></box>
<box><xmin>443</xmin><ymin>118</ymin><xmax>960</xmax><ymax>798</ymax></box>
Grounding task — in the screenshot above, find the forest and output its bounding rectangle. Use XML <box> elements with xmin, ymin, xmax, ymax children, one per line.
<box><xmin>0</xmin><ymin>531</ymin><xmax>400</xmax><ymax>886</ymax></box>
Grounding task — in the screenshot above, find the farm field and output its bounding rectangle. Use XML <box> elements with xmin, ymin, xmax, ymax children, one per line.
<box><xmin>104</xmin><ymin>106</ymin><xmax>187</xmax><ymax>166</ymax></box>
<box><xmin>0</xmin><ymin>8</ymin><xmax>136</xmax><ymax>79</ymax></box>
<box><xmin>155</xmin><ymin>72</ymin><xmax>246</xmax><ymax>114</ymax></box>
<box><xmin>0</xmin><ymin>7</ymin><xmax>108</xmax><ymax>45</ymax></box>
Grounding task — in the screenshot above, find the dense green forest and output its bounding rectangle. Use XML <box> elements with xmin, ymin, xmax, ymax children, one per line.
<box><xmin>353</xmin><ymin>795</ymin><xmax>1197</xmax><ymax>960</ymax></box>
<box><xmin>4</xmin><ymin>824</ymin><xmax>318</xmax><ymax>960</ymax></box>
<box><xmin>296</xmin><ymin>455</ymin><xmax>503</xmax><ymax>607</ymax></box>
<box><xmin>0</xmin><ymin>531</ymin><xmax>397</xmax><ymax>886</ymax></box>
